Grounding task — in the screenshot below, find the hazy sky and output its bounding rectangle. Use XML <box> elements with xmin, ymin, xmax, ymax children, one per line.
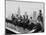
<box><xmin>6</xmin><ymin>1</ymin><xmax>43</xmax><ymax>19</ymax></box>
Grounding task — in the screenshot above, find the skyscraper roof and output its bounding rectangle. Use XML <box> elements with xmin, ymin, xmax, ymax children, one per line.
<box><xmin>17</xmin><ymin>6</ymin><xmax>20</xmax><ymax>16</ymax></box>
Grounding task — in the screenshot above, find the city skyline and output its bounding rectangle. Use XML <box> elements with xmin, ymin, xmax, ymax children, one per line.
<box><xmin>6</xmin><ymin>1</ymin><xmax>43</xmax><ymax>19</ymax></box>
